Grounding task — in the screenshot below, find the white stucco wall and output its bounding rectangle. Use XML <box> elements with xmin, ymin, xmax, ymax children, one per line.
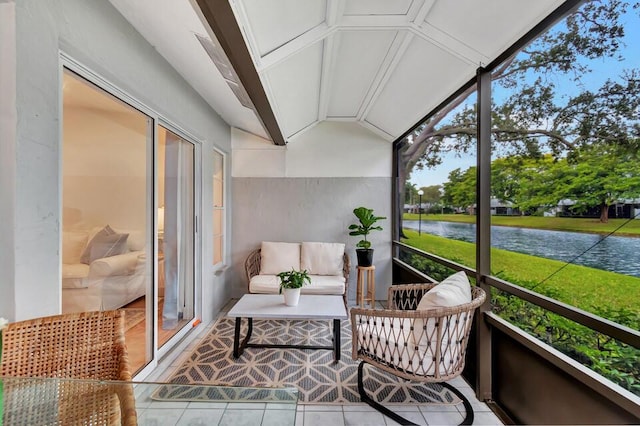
<box><xmin>231</xmin><ymin>121</ymin><xmax>393</xmax><ymax>300</ymax></box>
<box><xmin>0</xmin><ymin>2</ymin><xmax>17</xmax><ymax>321</ymax></box>
<box><xmin>3</xmin><ymin>0</ymin><xmax>231</xmax><ymax>323</ymax></box>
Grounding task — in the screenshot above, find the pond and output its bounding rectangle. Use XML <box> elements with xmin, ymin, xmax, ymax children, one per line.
<box><xmin>403</xmin><ymin>220</ymin><xmax>640</xmax><ymax>277</ymax></box>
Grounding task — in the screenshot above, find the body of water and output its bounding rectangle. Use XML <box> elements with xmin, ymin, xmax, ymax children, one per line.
<box><xmin>403</xmin><ymin>220</ymin><xmax>640</xmax><ymax>277</ymax></box>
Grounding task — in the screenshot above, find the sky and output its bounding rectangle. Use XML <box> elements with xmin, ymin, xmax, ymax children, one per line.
<box><xmin>409</xmin><ymin>1</ymin><xmax>639</xmax><ymax>190</ymax></box>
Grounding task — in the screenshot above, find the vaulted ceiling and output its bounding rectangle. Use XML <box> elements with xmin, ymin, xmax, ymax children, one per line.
<box><xmin>110</xmin><ymin>0</ymin><xmax>565</xmax><ymax>145</ymax></box>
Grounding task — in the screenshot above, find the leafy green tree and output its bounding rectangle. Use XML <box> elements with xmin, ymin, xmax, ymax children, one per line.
<box><xmin>397</xmin><ymin>0</ymin><xmax>640</xmax><ymax>231</ymax></box>
<box><xmin>418</xmin><ymin>185</ymin><xmax>442</xmax><ymax>205</ymax></box>
<box><xmin>442</xmin><ymin>167</ymin><xmax>476</xmax><ymax>211</ymax></box>
<box><xmin>518</xmin><ymin>146</ymin><xmax>640</xmax><ymax>222</ymax></box>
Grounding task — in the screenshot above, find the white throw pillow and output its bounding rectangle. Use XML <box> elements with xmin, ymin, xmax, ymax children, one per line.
<box><xmin>260</xmin><ymin>242</ymin><xmax>301</xmax><ymax>275</ymax></box>
<box><xmin>412</xmin><ymin>271</ymin><xmax>472</xmax><ymax>351</ymax></box>
<box><xmin>417</xmin><ymin>271</ymin><xmax>472</xmax><ymax>310</ymax></box>
<box><xmin>300</xmin><ymin>242</ymin><xmax>345</xmax><ymax>276</ymax></box>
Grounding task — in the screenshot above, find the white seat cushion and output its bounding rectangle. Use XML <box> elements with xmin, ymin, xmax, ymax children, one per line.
<box><xmin>302</xmin><ymin>275</ymin><xmax>345</xmax><ymax>295</ymax></box>
<box><xmin>300</xmin><ymin>242</ymin><xmax>345</xmax><ymax>276</ymax></box>
<box><xmin>249</xmin><ymin>274</ymin><xmax>346</xmax><ymax>295</ymax></box>
<box><xmin>62</xmin><ymin>263</ymin><xmax>90</xmax><ymax>288</ymax></box>
<box><xmin>260</xmin><ymin>242</ymin><xmax>301</xmax><ymax>274</ymax></box>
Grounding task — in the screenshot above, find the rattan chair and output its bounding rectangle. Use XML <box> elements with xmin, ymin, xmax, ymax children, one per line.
<box><xmin>245</xmin><ymin>248</ymin><xmax>351</xmax><ymax>304</ymax></box>
<box><xmin>0</xmin><ymin>310</ymin><xmax>137</xmax><ymax>425</ymax></box>
<box><xmin>351</xmin><ymin>283</ymin><xmax>486</xmax><ymax>425</ymax></box>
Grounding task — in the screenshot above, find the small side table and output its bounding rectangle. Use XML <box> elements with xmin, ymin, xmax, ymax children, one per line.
<box><xmin>356</xmin><ymin>265</ymin><xmax>376</xmax><ymax>307</ymax></box>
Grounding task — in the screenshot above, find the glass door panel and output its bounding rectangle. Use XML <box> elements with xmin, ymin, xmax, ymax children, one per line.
<box><xmin>157</xmin><ymin>126</ymin><xmax>195</xmax><ymax>348</ymax></box>
<box><xmin>62</xmin><ymin>69</ymin><xmax>153</xmax><ymax>374</ymax></box>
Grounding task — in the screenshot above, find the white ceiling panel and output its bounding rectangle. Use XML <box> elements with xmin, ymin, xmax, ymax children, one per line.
<box><xmin>265</xmin><ymin>41</ymin><xmax>324</xmax><ymax>137</ymax></box>
<box><xmin>327</xmin><ymin>30</ymin><xmax>397</xmax><ymax>118</ymax></box>
<box><xmin>108</xmin><ymin>0</ymin><xmax>268</xmax><ymax>139</ymax></box>
<box><xmin>423</xmin><ymin>0</ymin><xmax>561</xmax><ymax>59</ymax></box>
<box><xmin>241</xmin><ymin>0</ymin><xmax>327</xmax><ymax>57</ymax></box>
<box><xmin>343</xmin><ymin>0</ymin><xmax>414</xmax><ymax>16</ymax></box>
<box><xmin>365</xmin><ymin>36</ymin><xmax>472</xmax><ymax>137</ymax></box>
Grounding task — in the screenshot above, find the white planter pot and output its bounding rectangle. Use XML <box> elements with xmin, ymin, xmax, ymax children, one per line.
<box><xmin>283</xmin><ymin>288</ymin><xmax>301</xmax><ymax>306</ymax></box>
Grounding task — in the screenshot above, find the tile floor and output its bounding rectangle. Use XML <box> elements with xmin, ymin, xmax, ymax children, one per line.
<box><xmin>139</xmin><ymin>300</ymin><xmax>504</xmax><ymax>426</ymax></box>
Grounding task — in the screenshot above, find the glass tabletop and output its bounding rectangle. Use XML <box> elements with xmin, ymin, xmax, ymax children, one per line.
<box><xmin>0</xmin><ymin>376</ymin><xmax>298</xmax><ymax>425</ymax></box>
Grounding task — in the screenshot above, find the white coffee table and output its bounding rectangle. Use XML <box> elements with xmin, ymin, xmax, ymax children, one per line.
<box><xmin>227</xmin><ymin>294</ymin><xmax>348</xmax><ymax>362</ymax></box>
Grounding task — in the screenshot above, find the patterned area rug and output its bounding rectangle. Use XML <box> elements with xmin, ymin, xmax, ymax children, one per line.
<box><xmin>159</xmin><ymin>316</ymin><xmax>462</xmax><ymax>406</ymax></box>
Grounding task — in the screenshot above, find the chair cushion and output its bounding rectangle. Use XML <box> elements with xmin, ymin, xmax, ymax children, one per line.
<box><xmin>300</xmin><ymin>242</ymin><xmax>345</xmax><ymax>276</ymax></box>
<box><xmin>416</xmin><ymin>271</ymin><xmax>471</xmax><ymax>310</ymax></box>
<box><xmin>260</xmin><ymin>242</ymin><xmax>301</xmax><ymax>274</ymax></box>
<box><xmin>412</xmin><ymin>271</ymin><xmax>472</xmax><ymax>358</ymax></box>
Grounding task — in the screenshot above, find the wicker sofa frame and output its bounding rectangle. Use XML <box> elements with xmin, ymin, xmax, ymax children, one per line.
<box><xmin>0</xmin><ymin>310</ymin><xmax>137</xmax><ymax>425</ymax></box>
<box><xmin>244</xmin><ymin>248</ymin><xmax>351</xmax><ymax>304</ymax></box>
<box><xmin>350</xmin><ymin>283</ymin><xmax>486</xmax><ymax>425</ymax></box>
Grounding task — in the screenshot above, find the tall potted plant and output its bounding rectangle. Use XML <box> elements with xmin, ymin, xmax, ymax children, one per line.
<box><xmin>348</xmin><ymin>206</ymin><xmax>386</xmax><ymax>267</ymax></box>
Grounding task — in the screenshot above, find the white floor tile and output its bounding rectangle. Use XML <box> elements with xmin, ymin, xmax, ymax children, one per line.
<box><xmin>303</xmin><ymin>404</ymin><xmax>343</xmax><ymax>411</ymax></box>
<box><xmin>261</xmin><ymin>409</ymin><xmax>297</xmax><ymax>426</ymax></box>
<box><xmin>344</xmin><ymin>410</ymin><xmax>387</xmax><ymax>425</ymax></box>
<box><xmin>218</xmin><ymin>409</ymin><xmax>265</xmax><ymax>426</ymax></box>
<box><xmin>384</xmin><ymin>410</ymin><xmax>427</xmax><ymax>426</ymax></box>
<box><xmin>422</xmin><ymin>410</ymin><xmax>464</xmax><ymax>425</ymax></box>
<box><xmin>176</xmin><ymin>408</ymin><xmax>225</xmax><ymax>426</ymax></box>
<box><xmin>304</xmin><ymin>410</ymin><xmax>346</xmax><ymax>426</ymax></box>
<box><xmin>471</xmin><ymin>411</ymin><xmax>503</xmax><ymax>425</ymax></box>
<box><xmin>138</xmin><ymin>408</ymin><xmax>185</xmax><ymax>426</ymax></box>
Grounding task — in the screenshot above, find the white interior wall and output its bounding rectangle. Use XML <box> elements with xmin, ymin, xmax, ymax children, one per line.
<box><xmin>231</xmin><ymin>121</ymin><xmax>393</xmax><ymax>300</ymax></box>
<box><xmin>8</xmin><ymin>0</ymin><xmax>231</xmax><ymax>322</ymax></box>
<box><xmin>63</xmin><ymin>107</ymin><xmax>147</xmax><ymax>231</ymax></box>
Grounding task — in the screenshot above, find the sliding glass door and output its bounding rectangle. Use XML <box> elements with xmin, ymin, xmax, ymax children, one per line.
<box><xmin>61</xmin><ymin>67</ymin><xmax>198</xmax><ymax>374</ymax></box>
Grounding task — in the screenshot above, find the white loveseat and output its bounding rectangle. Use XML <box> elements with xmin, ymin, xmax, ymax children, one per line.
<box><xmin>245</xmin><ymin>242</ymin><xmax>350</xmax><ymax>303</ymax></box>
<box><xmin>62</xmin><ymin>225</ymin><xmax>147</xmax><ymax>313</ymax></box>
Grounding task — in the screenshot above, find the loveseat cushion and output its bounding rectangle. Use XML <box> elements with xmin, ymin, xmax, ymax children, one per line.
<box><xmin>89</xmin><ymin>251</ymin><xmax>142</xmax><ymax>277</ymax></box>
<box><xmin>300</xmin><ymin>242</ymin><xmax>345</xmax><ymax>276</ymax></box>
<box><xmin>260</xmin><ymin>242</ymin><xmax>301</xmax><ymax>274</ymax></box>
<box><xmin>249</xmin><ymin>274</ymin><xmax>345</xmax><ymax>295</ymax></box>
<box><xmin>62</xmin><ymin>263</ymin><xmax>91</xmax><ymax>288</ymax></box>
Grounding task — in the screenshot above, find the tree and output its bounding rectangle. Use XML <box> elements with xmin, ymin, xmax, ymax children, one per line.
<box><xmin>518</xmin><ymin>146</ymin><xmax>640</xmax><ymax>222</ymax></box>
<box><xmin>442</xmin><ymin>168</ymin><xmax>476</xmax><ymax>211</ymax></box>
<box><xmin>397</xmin><ymin>1</ymin><xmax>640</xmax><ymax>233</ymax></box>
<box><xmin>419</xmin><ymin>185</ymin><xmax>442</xmax><ymax>205</ymax></box>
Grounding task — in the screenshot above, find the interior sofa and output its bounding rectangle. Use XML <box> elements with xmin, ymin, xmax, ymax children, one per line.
<box><xmin>62</xmin><ymin>225</ymin><xmax>146</xmax><ymax>313</ymax></box>
<box><xmin>245</xmin><ymin>241</ymin><xmax>350</xmax><ymax>303</ymax></box>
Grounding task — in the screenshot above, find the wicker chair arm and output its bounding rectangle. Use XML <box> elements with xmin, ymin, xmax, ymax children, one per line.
<box><xmin>245</xmin><ymin>249</ymin><xmax>262</xmax><ymax>282</ymax></box>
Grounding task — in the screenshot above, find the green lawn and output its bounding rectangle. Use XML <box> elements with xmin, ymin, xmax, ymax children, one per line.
<box><xmin>401</xmin><ymin>229</ymin><xmax>640</xmax><ymax>315</ymax></box>
<box><xmin>402</xmin><ymin>213</ymin><xmax>640</xmax><ymax>236</ymax></box>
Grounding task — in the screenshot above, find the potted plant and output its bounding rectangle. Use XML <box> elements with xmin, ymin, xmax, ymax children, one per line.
<box><xmin>277</xmin><ymin>269</ymin><xmax>311</xmax><ymax>306</ymax></box>
<box><xmin>348</xmin><ymin>206</ymin><xmax>386</xmax><ymax>267</ymax></box>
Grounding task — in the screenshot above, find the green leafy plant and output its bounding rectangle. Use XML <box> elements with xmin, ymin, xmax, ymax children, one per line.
<box><xmin>277</xmin><ymin>269</ymin><xmax>311</xmax><ymax>293</ymax></box>
<box><xmin>348</xmin><ymin>207</ymin><xmax>386</xmax><ymax>249</ymax></box>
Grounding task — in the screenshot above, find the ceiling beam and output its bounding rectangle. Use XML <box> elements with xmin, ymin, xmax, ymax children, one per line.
<box><xmin>194</xmin><ymin>0</ymin><xmax>286</xmax><ymax>145</ymax></box>
<box><xmin>258</xmin><ymin>24</ymin><xmax>335</xmax><ymax>72</ymax></box>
